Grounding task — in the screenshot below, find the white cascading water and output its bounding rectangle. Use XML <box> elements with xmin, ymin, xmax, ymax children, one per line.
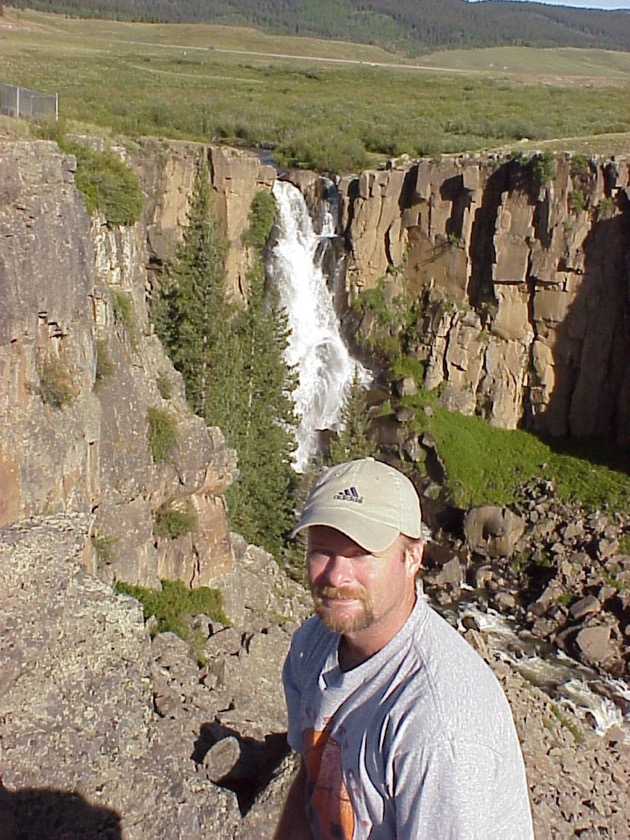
<box><xmin>268</xmin><ymin>179</ymin><xmax>370</xmax><ymax>472</ymax></box>
<box><xmin>456</xmin><ymin>604</ymin><xmax>629</xmax><ymax>736</ymax></box>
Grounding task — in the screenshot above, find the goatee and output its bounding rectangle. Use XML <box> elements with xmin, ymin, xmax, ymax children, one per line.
<box><xmin>312</xmin><ymin>585</ymin><xmax>374</xmax><ymax>633</ymax></box>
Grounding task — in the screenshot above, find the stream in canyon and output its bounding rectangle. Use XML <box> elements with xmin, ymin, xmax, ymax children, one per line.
<box><xmin>453</xmin><ymin>601</ymin><xmax>629</xmax><ymax>736</ymax></box>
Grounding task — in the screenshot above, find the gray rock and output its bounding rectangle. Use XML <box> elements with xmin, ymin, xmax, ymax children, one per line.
<box><xmin>434</xmin><ymin>556</ymin><xmax>463</xmax><ymax>588</ymax></box>
<box><xmin>570</xmin><ymin>595</ymin><xmax>602</xmax><ymax>621</ymax></box>
<box><xmin>203</xmin><ymin>736</ymin><xmax>242</xmax><ymax>782</ymax></box>
<box><xmin>575</xmin><ymin>624</ymin><xmax>614</xmax><ymax>665</ymax></box>
<box><xmin>464</xmin><ymin>506</ymin><xmax>525</xmax><ymax>558</ymax></box>
<box><xmin>0</xmin><ymin>516</ymin><xmax>240</xmax><ymax>839</ymax></box>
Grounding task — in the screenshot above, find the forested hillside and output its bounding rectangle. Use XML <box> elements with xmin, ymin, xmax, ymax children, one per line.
<box><xmin>8</xmin><ymin>0</ymin><xmax>630</xmax><ymax>53</ymax></box>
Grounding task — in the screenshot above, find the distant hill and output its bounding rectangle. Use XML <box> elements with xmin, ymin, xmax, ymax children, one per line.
<box><xmin>8</xmin><ymin>0</ymin><xmax>630</xmax><ymax>53</ymax></box>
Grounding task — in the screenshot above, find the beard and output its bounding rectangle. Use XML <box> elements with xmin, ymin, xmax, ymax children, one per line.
<box><xmin>311</xmin><ymin>584</ymin><xmax>374</xmax><ymax>633</ymax></box>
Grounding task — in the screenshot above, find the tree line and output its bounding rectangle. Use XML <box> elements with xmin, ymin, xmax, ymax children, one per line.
<box><xmin>11</xmin><ymin>0</ymin><xmax>630</xmax><ymax>53</ymax></box>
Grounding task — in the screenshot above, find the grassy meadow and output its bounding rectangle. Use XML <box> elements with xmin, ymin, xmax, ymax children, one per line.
<box><xmin>2</xmin><ymin>8</ymin><xmax>630</xmax><ymax>169</ymax></box>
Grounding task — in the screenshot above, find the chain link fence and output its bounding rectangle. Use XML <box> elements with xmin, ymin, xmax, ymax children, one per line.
<box><xmin>0</xmin><ymin>83</ymin><xmax>58</xmax><ymax>122</ymax></box>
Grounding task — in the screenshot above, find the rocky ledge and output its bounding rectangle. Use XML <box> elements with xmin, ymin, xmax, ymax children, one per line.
<box><xmin>1</xmin><ymin>514</ymin><xmax>629</xmax><ymax>838</ymax></box>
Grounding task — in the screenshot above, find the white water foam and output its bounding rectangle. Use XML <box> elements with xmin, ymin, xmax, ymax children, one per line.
<box><xmin>268</xmin><ymin>180</ymin><xmax>370</xmax><ymax>471</ymax></box>
<box><xmin>458</xmin><ymin>604</ymin><xmax>628</xmax><ymax>735</ymax></box>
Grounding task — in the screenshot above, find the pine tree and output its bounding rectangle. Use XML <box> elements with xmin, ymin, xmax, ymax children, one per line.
<box><xmin>327</xmin><ymin>368</ymin><xmax>375</xmax><ymax>465</ymax></box>
<box><xmin>227</xmin><ymin>196</ymin><xmax>298</xmax><ymax>555</ymax></box>
<box><xmin>153</xmin><ymin>158</ymin><xmax>241</xmax><ymax>430</ymax></box>
<box><xmin>153</xmin><ymin>177</ymin><xmax>297</xmax><ymax>557</ymax></box>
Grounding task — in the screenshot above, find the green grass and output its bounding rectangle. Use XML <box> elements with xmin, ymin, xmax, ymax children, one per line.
<box><xmin>404</xmin><ymin>401</ymin><xmax>630</xmax><ymax>513</ymax></box>
<box><xmin>156</xmin><ymin>370</ymin><xmax>173</xmax><ymax>399</ymax></box>
<box><xmin>550</xmin><ymin>703</ymin><xmax>584</xmax><ymax>744</ymax></box>
<box><xmin>147</xmin><ymin>406</ymin><xmax>178</xmax><ymax>463</ymax></box>
<box><xmin>2</xmin><ymin>9</ymin><xmax>630</xmax><ymax>171</ymax></box>
<box><xmin>153</xmin><ymin>501</ymin><xmax>198</xmax><ymax>539</ymax></box>
<box><xmin>111</xmin><ymin>290</ymin><xmax>139</xmax><ymax>348</ymax></box>
<box><xmin>38</xmin><ymin>355</ymin><xmax>75</xmax><ymax>408</ymax></box>
<box><xmin>95</xmin><ymin>339</ymin><xmax>115</xmax><ymax>384</ymax></box>
<box><xmin>114</xmin><ymin>578</ymin><xmax>229</xmax><ymax>662</ymax></box>
<box><xmin>68</xmin><ymin>141</ymin><xmax>144</xmax><ymax>225</ymax></box>
<box><xmin>91</xmin><ymin>533</ymin><xmax>118</xmax><ymax>565</ymax></box>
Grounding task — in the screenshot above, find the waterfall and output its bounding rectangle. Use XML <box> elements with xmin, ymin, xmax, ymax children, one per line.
<box><xmin>268</xmin><ymin>179</ymin><xmax>370</xmax><ymax>472</ymax></box>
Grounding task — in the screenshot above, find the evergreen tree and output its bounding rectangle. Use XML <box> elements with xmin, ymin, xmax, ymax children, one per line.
<box><xmin>153</xmin><ymin>177</ymin><xmax>297</xmax><ymax>557</ymax></box>
<box><xmin>227</xmin><ymin>195</ymin><xmax>298</xmax><ymax>555</ymax></box>
<box><xmin>327</xmin><ymin>368</ymin><xmax>375</xmax><ymax>465</ymax></box>
<box><xmin>153</xmin><ymin>158</ymin><xmax>241</xmax><ymax>430</ymax></box>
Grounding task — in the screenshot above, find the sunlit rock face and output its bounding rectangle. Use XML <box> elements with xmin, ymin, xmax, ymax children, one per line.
<box><xmin>0</xmin><ymin>140</ymin><xmax>236</xmax><ymax>586</ymax></box>
<box><xmin>337</xmin><ymin>154</ymin><xmax>630</xmax><ymax>444</ymax></box>
<box><xmin>2</xmin><ymin>137</ymin><xmax>629</xmax><ymax>590</ymax></box>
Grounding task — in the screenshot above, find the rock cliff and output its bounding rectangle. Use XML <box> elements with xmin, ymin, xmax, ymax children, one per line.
<box><xmin>1</xmin><ymin>515</ymin><xmax>628</xmax><ymax>839</ymax></box>
<box><xmin>0</xmin><ymin>514</ymin><xmax>309</xmax><ymax>839</ymax></box>
<box><xmin>0</xmin><ymin>140</ymin><xmax>239</xmax><ymax>586</ymax></box>
<box><xmin>331</xmin><ymin>153</ymin><xmax>630</xmax><ymax>444</ymax></box>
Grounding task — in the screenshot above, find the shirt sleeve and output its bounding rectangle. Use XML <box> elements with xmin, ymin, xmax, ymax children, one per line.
<box><xmin>282</xmin><ymin>635</ymin><xmax>304</xmax><ymax>754</ymax></box>
<box><xmin>391</xmin><ymin>739</ymin><xmax>532</xmax><ymax>840</ymax></box>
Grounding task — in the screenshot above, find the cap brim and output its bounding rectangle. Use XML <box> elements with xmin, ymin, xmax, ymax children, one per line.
<box><xmin>290</xmin><ymin>505</ymin><xmax>400</xmax><ymax>554</ymax></box>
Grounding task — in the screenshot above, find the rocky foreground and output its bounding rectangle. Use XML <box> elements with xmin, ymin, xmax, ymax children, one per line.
<box><xmin>0</xmin><ymin>512</ymin><xmax>629</xmax><ymax>839</ymax></box>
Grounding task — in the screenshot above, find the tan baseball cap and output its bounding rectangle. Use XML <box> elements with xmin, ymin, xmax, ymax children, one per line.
<box><xmin>292</xmin><ymin>458</ymin><xmax>422</xmax><ymax>553</ymax></box>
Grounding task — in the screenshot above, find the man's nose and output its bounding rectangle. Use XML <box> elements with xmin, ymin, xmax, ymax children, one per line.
<box><xmin>322</xmin><ymin>554</ymin><xmax>354</xmax><ymax>587</ymax></box>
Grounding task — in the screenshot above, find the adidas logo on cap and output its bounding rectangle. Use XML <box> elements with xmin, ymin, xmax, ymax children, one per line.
<box><xmin>333</xmin><ymin>486</ymin><xmax>364</xmax><ymax>504</ymax></box>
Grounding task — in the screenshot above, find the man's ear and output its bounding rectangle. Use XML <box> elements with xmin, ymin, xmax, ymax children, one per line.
<box><xmin>404</xmin><ymin>541</ymin><xmax>423</xmax><ymax>577</ymax></box>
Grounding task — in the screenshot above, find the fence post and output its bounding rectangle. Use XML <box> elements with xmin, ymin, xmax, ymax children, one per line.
<box><xmin>16</xmin><ymin>86</ymin><xmax>20</xmax><ymax>119</ymax></box>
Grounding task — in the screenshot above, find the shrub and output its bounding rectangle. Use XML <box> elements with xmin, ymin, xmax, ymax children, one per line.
<box><xmin>277</xmin><ymin>129</ymin><xmax>368</xmax><ymax>174</ymax></box>
<box><xmin>570</xmin><ymin>154</ymin><xmax>590</xmax><ymax>178</ymax></box>
<box><xmin>529</xmin><ymin>151</ymin><xmax>556</xmax><ymax>187</ymax></box>
<box><xmin>598</xmin><ymin>196</ymin><xmax>616</xmax><ymax>220</ymax></box>
<box><xmin>568</xmin><ymin>188</ymin><xmax>585</xmax><ymax>214</ymax></box>
<box><xmin>153</xmin><ymin>501</ymin><xmax>198</xmax><ymax>539</ymax></box>
<box><xmin>114</xmin><ymin>579</ymin><xmax>229</xmax><ymax>660</ymax></box>
<box><xmin>91</xmin><ymin>533</ymin><xmax>117</xmax><ymax>565</ymax></box>
<box><xmin>61</xmin><ymin>139</ymin><xmax>144</xmax><ymax>226</ymax></box>
<box><xmin>111</xmin><ymin>290</ymin><xmax>138</xmax><ymax>348</ymax></box>
<box><xmin>446</xmin><ymin>232</ymin><xmax>462</xmax><ymax>248</ymax></box>
<box><xmin>243</xmin><ymin>191</ymin><xmax>276</xmax><ymax>249</ymax></box>
<box><xmin>95</xmin><ymin>339</ymin><xmax>115</xmax><ymax>384</ymax></box>
<box><xmin>147</xmin><ymin>406</ymin><xmax>178</xmax><ymax>463</ymax></box>
<box><xmin>38</xmin><ymin>355</ymin><xmax>75</xmax><ymax>408</ymax></box>
<box><xmin>156</xmin><ymin>371</ymin><xmax>173</xmax><ymax>400</ymax></box>
<box><xmin>112</xmin><ymin>290</ymin><xmax>133</xmax><ymax>327</ymax></box>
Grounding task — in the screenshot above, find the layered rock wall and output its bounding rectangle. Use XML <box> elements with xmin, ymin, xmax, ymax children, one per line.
<box><xmin>139</xmin><ymin>141</ymin><xmax>276</xmax><ymax>301</ymax></box>
<box><xmin>336</xmin><ymin>154</ymin><xmax>630</xmax><ymax>443</ymax></box>
<box><xmin>0</xmin><ymin>140</ymin><xmax>240</xmax><ymax>586</ymax></box>
<box><xmin>3</xmin><ymin>137</ymin><xmax>629</xmax><ymax>589</ymax></box>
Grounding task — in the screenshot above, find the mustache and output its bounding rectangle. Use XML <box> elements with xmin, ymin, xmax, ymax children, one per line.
<box><xmin>314</xmin><ymin>585</ymin><xmax>367</xmax><ymax>601</ymax></box>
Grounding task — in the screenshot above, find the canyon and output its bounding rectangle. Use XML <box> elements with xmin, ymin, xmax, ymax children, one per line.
<box><xmin>0</xmin><ymin>136</ymin><xmax>629</xmax><ymax>837</ymax></box>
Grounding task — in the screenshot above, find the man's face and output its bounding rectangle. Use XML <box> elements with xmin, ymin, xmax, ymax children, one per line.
<box><xmin>306</xmin><ymin>525</ymin><xmax>421</xmax><ymax>637</ymax></box>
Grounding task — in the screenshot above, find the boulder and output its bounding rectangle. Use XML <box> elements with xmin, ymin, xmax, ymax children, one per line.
<box><xmin>570</xmin><ymin>595</ymin><xmax>602</xmax><ymax>621</ymax></box>
<box><xmin>464</xmin><ymin>506</ymin><xmax>526</xmax><ymax>558</ymax></box>
<box><xmin>575</xmin><ymin>624</ymin><xmax>617</xmax><ymax>666</ymax></box>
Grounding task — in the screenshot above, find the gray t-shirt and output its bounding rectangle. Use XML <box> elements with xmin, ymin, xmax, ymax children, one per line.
<box><xmin>283</xmin><ymin>595</ymin><xmax>534</xmax><ymax>839</ymax></box>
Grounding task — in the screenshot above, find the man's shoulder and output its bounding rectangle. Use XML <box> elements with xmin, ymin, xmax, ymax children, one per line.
<box><xmin>290</xmin><ymin>614</ymin><xmax>334</xmax><ymax>657</ymax></box>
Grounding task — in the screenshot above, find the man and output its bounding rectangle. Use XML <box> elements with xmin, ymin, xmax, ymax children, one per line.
<box><xmin>274</xmin><ymin>457</ymin><xmax>534</xmax><ymax>840</ymax></box>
